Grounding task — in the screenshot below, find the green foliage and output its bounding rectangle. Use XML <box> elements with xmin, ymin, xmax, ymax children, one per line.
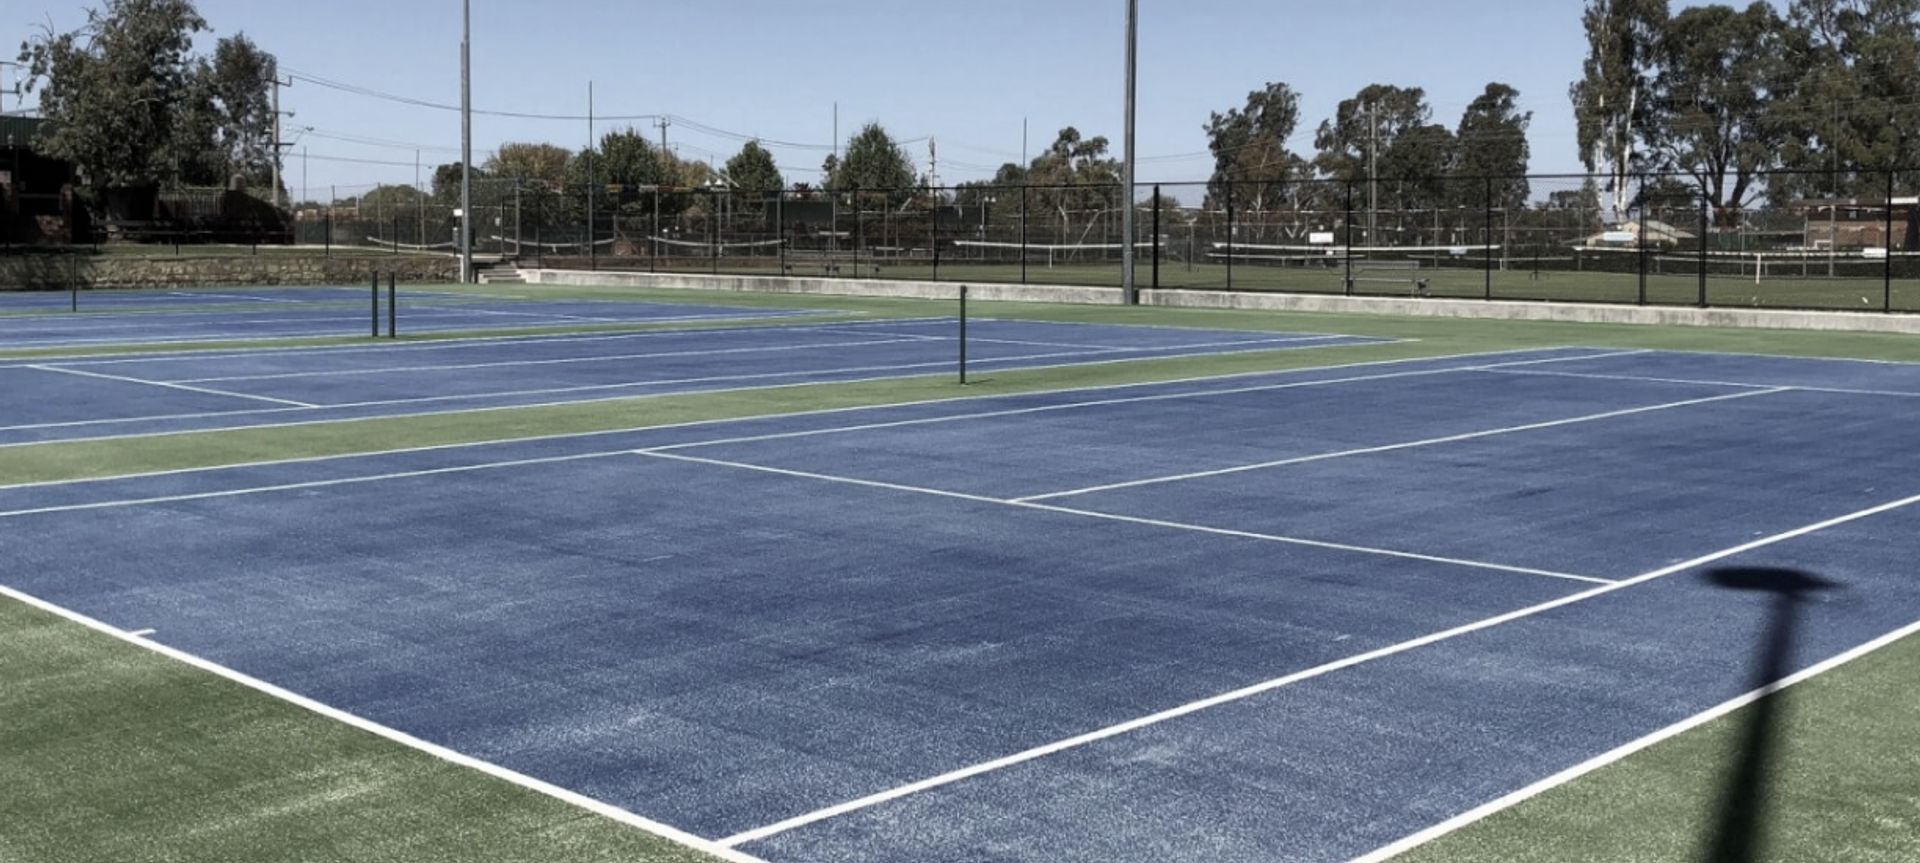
<box><xmin>484</xmin><ymin>143</ymin><xmax>573</xmax><ymax>188</ymax></box>
<box><xmin>725</xmin><ymin>141</ymin><xmax>783</xmax><ymax>196</ymax></box>
<box><xmin>17</xmin><ymin>0</ymin><xmax>210</xmax><ymax>189</ymax></box>
<box><xmin>1770</xmin><ymin>0</ymin><xmax>1920</xmax><ymax>201</ymax></box>
<box><xmin>828</xmin><ymin>123</ymin><xmax>915</xmax><ymax>191</ymax></box>
<box><xmin>1647</xmin><ymin>3</ymin><xmax>1793</xmax><ymax>217</ymax></box>
<box><xmin>1455</xmin><ymin>83</ymin><xmax>1534</xmax><ymax>208</ymax></box>
<box><xmin>207</xmin><ymin>35</ymin><xmax>277</xmax><ymax>189</ymax></box>
<box><xmin>1571</xmin><ymin>0</ymin><xmax>1671</xmax><ymax>216</ymax></box>
<box><xmin>16</xmin><ymin>2</ymin><xmax>279</xmax><ymax>199</ymax></box>
<box><xmin>1205</xmin><ymin>82</ymin><xmax>1307</xmax><ymax>213</ymax></box>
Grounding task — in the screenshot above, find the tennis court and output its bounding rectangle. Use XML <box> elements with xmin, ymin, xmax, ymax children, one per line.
<box><xmin>6</xmin><ymin>345</ymin><xmax>1918</xmax><ymax>863</ymax></box>
<box><xmin>0</xmin><ymin>285</ymin><xmax>835</xmax><ymax>348</ymax></box>
<box><xmin>0</xmin><ymin>317</ymin><xmax>1382</xmax><ymax>445</ymax></box>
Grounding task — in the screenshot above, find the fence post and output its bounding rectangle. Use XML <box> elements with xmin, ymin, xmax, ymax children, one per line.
<box><xmin>324</xmin><ymin>211</ymin><xmax>331</xmax><ymax>256</ymax></box>
<box><xmin>1887</xmin><ymin>169</ymin><xmax>1897</xmax><ymax>313</ymax></box>
<box><xmin>777</xmin><ymin>190</ymin><xmax>787</xmax><ymax>275</ymax></box>
<box><xmin>1225</xmin><ymin>179</ymin><xmax>1235</xmax><ymax>291</ymax></box>
<box><xmin>651</xmin><ymin>188</ymin><xmax>660</xmax><ymax>274</ymax></box>
<box><xmin>1484</xmin><ymin>176</ymin><xmax>1495</xmax><ymax>300</ymax></box>
<box><xmin>853</xmin><ymin>187</ymin><xmax>863</xmax><ymax>279</ymax></box>
<box><xmin>1152</xmin><ymin>184</ymin><xmax>1161</xmax><ymax>292</ymax></box>
<box><xmin>711</xmin><ymin>191</ymin><xmax>721</xmax><ymax>276</ymax></box>
<box><xmin>1636</xmin><ymin>176</ymin><xmax>1649</xmax><ymax>306</ymax></box>
<box><xmin>1699</xmin><ymin>198</ymin><xmax>1710</xmax><ymax>308</ymax></box>
<box><xmin>1020</xmin><ymin>184</ymin><xmax>1029</xmax><ymax>285</ymax></box>
<box><xmin>392</xmin><ymin>215</ymin><xmax>399</xmax><ymax>255</ymax></box>
<box><xmin>932</xmin><ymin>192</ymin><xmax>942</xmax><ymax>282</ymax></box>
<box><xmin>1344</xmin><ymin>180</ymin><xmax>1355</xmax><ymax>296</ymax></box>
<box><xmin>589</xmin><ymin>193</ymin><xmax>598</xmax><ymax>271</ymax></box>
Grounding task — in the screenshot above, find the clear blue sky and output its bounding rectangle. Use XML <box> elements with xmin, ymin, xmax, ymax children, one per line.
<box><xmin>11</xmin><ymin>1</ymin><xmax>1653</xmax><ymax>198</ymax></box>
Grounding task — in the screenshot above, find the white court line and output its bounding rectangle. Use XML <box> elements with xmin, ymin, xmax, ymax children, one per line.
<box><xmin>0</xmin><ymin>451</ymin><xmax>634</xmax><ymax>519</ymax></box>
<box><xmin>1481</xmin><ymin>367</ymin><xmax>1920</xmax><ymax>400</ymax></box>
<box><xmin>0</xmin><ymin>335</ymin><xmax>1408</xmax><ymax>443</ymax></box>
<box><xmin>0</xmin><ymin>309</ymin><xmax>854</xmax><ymax>353</ymax></box>
<box><xmin>1014</xmin><ymin>388</ymin><xmax>1788</xmax><ymax>503</ymax></box>
<box><xmin>653</xmin><ymin>350</ymin><xmax>1653</xmax><ymax>454</ymax></box>
<box><xmin>23</xmin><ymin>313</ymin><xmax>924</xmax><ymax>368</ymax></box>
<box><xmin>0</xmin><ymin>583</ymin><xmax>771</xmax><ymax>863</ymax></box>
<box><xmin>27</xmin><ymin>364</ymin><xmax>318</xmax><ymax>409</ymax></box>
<box><xmin>0</xmin><ymin>344</ymin><xmax>1544</xmax><ymax>491</ymax></box>
<box><xmin>128</xmin><ymin>628</ymin><xmax>157</xmax><ymax>638</ymax></box>
<box><xmin>717</xmin><ymin>488</ymin><xmax>1920</xmax><ymax>848</ymax></box>
<box><xmin>171</xmin><ymin>337</ymin><xmax>934</xmax><ymax>383</ymax></box>
<box><xmin>1349</xmin><ymin>615</ymin><xmax>1920</xmax><ymax>863</ymax></box>
<box><xmin>411</xmin><ymin>304</ymin><xmax>623</xmax><ymax>323</ymax></box>
<box><xmin>810</xmin><ymin>324</ymin><xmax>1349</xmax><ymax>354</ymax></box>
<box><xmin>634</xmin><ymin>451</ymin><xmax>1607</xmax><ymax>585</ymax></box>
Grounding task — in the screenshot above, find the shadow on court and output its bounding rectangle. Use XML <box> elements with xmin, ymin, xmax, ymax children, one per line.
<box><xmin>1700</xmin><ymin>567</ymin><xmax>1841</xmax><ymax>863</ymax></box>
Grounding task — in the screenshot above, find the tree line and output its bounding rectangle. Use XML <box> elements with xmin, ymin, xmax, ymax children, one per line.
<box><xmin>17</xmin><ymin>0</ymin><xmax>1920</xmax><ymax>225</ymax></box>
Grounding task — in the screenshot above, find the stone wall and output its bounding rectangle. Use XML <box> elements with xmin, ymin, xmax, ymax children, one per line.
<box><xmin>0</xmin><ymin>253</ymin><xmax>456</xmax><ymax>291</ymax></box>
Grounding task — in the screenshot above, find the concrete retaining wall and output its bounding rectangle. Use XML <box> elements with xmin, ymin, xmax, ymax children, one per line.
<box><xmin>0</xmin><ymin>253</ymin><xmax>456</xmax><ymax>291</ymax></box>
<box><xmin>523</xmin><ymin>267</ymin><xmax>1920</xmax><ymax>335</ymax></box>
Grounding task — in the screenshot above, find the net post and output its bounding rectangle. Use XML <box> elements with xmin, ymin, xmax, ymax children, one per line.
<box><xmin>1887</xmin><ymin>169</ymin><xmax>1897</xmax><ymax>314</ymax></box>
<box><xmin>1699</xmin><ymin>197</ymin><xmax>1710</xmax><ymax>308</ymax></box>
<box><xmin>388</xmin><ymin>273</ymin><xmax>397</xmax><ymax>338</ymax></box>
<box><xmin>371</xmin><ymin>272</ymin><xmax>380</xmax><ymax>338</ymax></box>
<box><xmin>1225</xmin><ymin>179</ymin><xmax>1235</xmax><ymax>291</ymax></box>
<box><xmin>1151</xmin><ymin>184</ymin><xmax>1161</xmax><ymax>292</ymax></box>
<box><xmin>70</xmin><ymin>253</ymin><xmax>78</xmax><ymax>312</ymax></box>
<box><xmin>958</xmin><ymin>284</ymin><xmax>969</xmax><ymax>385</ymax></box>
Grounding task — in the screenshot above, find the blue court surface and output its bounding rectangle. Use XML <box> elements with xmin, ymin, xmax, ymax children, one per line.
<box><xmin>0</xmin><ymin>318</ymin><xmax>1382</xmax><ymax>445</ymax></box>
<box><xmin>5</xmin><ymin>346</ymin><xmax>1920</xmax><ymax>863</ymax></box>
<box><xmin>0</xmin><ymin>285</ymin><xmax>833</xmax><ymax>347</ymax></box>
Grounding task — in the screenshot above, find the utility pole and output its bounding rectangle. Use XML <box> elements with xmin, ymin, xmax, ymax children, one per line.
<box><xmin>587</xmin><ymin>80</ymin><xmax>596</xmax><ymax>267</ymax></box>
<box><xmin>270</xmin><ymin>75</ymin><xmax>295</xmax><ymax>211</ymax></box>
<box><xmin>1367</xmin><ymin>101</ymin><xmax>1378</xmax><ymax>251</ymax></box>
<box><xmin>929</xmin><ymin>138</ymin><xmax>939</xmax><ymax>190</ymax></box>
<box><xmin>416</xmin><ymin>149</ymin><xmax>424</xmax><ymax>249</ymax></box>
<box><xmin>460</xmin><ymin>0</ymin><xmax>473</xmax><ymax>283</ymax></box>
<box><xmin>655</xmin><ymin>117</ymin><xmax>671</xmax><ymax>157</ymax></box>
<box><xmin>1121</xmin><ymin>0</ymin><xmax>1139</xmax><ymax>305</ymax></box>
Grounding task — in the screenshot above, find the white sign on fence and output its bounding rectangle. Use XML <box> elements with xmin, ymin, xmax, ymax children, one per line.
<box><xmin>1309</xmin><ymin>232</ymin><xmax>1336</xmax><ymax>245</ymax></box>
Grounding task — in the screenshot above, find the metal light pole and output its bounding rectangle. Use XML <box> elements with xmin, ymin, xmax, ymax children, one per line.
<box><xmin>460</xmin><ymin>0</ymin><xmax>473</xmax><ymax>283</ymax></box>
<box><xmin>1120</xmin><ymin>0</ymin><xmax>1139</xmax><ymax>305</ymax></box>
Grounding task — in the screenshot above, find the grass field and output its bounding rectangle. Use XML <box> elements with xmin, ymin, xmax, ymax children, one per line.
<box><xmin>3</xmin><ymin>282</ymin><xmax>1917</xmax><ymax>862</ymax></box>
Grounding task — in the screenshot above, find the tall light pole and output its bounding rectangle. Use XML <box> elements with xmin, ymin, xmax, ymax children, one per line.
<box><xmin>460</xmin><ymin>0</ymin><xmax>473</xmax><ymax>282</ymax></box>
<box><xmin>1120</xmin><ymin>0</ymin><xmax>1139</xmax><ymax>305</ymax></box>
